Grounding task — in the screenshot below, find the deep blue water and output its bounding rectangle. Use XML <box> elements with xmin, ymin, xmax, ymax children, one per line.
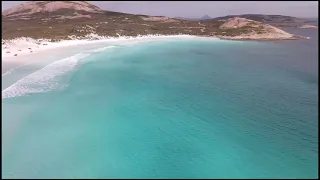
<box><xmin>2</xmin><ymin>29</ymin><xmax>318</xmax><ymax>178</ymax></box>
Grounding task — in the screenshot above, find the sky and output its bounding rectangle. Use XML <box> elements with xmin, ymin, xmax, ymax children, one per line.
<box><xmin>1</xmin><ymin>1</ymin><xmax>318</xmax><ymax>18</ymax></box>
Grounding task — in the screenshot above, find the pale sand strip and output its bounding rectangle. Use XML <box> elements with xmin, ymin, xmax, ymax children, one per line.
<box><xmin>2</xmin><ymin>35</ymin><xmax>190</xmax><ymax>58</ymax></box>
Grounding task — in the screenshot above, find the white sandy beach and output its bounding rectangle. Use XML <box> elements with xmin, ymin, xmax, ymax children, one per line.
<box><xmin>2</xmin><ymin>34</ymin><xmax>197</xmax><ymax>59</ymax></box>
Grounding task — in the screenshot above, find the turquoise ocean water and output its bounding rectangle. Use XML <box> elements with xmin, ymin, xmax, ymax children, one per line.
<box><xmin>2</xmin><ymin>30</ymin><xmax>318</xmax><ymax>178</ymax></box>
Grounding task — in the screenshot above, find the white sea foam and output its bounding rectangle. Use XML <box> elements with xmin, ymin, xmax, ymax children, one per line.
<box><xmin>88</xmin><ymin>45</ymin><xmax>116</xmax><ymax>53</ymax></box>
<box><xmin>2</xmin><ymin>68</ymin><xmax>16</xmax><ymax>77</ymax></box>
<box><xmin>2</xmin><ymin>45</ymin><xmax>116</xmax><ymax>99</ymax></box>
<box><xmin>2</xmin><ymin>60</ymin><xmax>38</xmax><ymax>77</ymax></box>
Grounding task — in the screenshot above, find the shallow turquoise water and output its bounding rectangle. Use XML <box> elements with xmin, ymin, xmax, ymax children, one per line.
<box><xmin>2</xmin><ymin>37</ymin><xmax>318</xmax><ymax>178</ymax></box>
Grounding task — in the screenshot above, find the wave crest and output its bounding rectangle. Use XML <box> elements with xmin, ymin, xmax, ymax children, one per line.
<box><xmin>2</xmin><ymin>46</ymin><xmax>116</xmax><ymax>99</ymax></box>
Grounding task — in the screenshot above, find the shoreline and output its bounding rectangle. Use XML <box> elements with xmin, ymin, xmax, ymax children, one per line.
<box><xmin>215</xmin><ymin>36</ymin><xmax>310</xmax><ymax>42</ymax></box>
<box><xmin>2</xmin><ymin>33</ymin><xmax>309</xmax><ymax>59</ymax></box>
<box><xmin>2</xmin><ymin>33</ymin><xmax>309</xmax><ymax>75</ymax></box>
<box><xmin>2</xmin><ymin>34</ymin><xmax>220</xmax><ymax>76</ymax></box>
<box><xmin>2</xmin><ymin>34</ymin><xmax>219</xmax><ymax>60</ymax></box>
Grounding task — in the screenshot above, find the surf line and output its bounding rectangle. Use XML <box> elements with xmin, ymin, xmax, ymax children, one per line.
<box><xmin>2</xmin><ymin>46</ymin><xmax>117</xmax><ymax>99</ymax></box>
<box><xmin>2</xmin><ymin>60</ymin><xmax>40</xmax><ymax>77</ymax></box>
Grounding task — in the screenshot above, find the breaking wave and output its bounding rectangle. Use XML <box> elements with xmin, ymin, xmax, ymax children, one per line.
<box><xmin>2</xmin><ymin>46</ymin><xmax>117</xmax><ymax>99</ymax></box>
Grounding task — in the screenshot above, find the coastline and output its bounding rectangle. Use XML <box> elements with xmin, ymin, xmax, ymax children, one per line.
<box><xmin>215</xmin><ymin>35</ymin><xmax>310</xmax><ymax>42</ymax></box>
<box><xmin>2</xmin><ymin>34</ymin><xmax>221</xmax><ymax>76</ymax></box>
<box><xmin>2</xmin><ymin>34</ymin><xmax>221</xmax><ymax>59</ymax></box>
<box><xmin>2</xmin><ymin>32</ymin><xmax>309</xmax><ymax>60</ymax></box>
<box><xmin>1</xmin><ymin>32</ymin><xmax>309</xmax><ymax>76</ymax></box>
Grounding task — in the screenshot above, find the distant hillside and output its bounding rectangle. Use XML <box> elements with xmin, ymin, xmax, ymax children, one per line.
<box><xmin>174</xmin><ymin>17</ymin><xmax>201</xmax><ymax>21</ymax></box>
<box><xmin>174</xmin><ymin>15</ymin><xmax>212</xmax><ymax>21</ymax></box>
<box><xmin>200</xmin><ymin>15</ymin><xmax>212</xmax><ymax>20</ymax></box>
<box><xmin>173</xmin><ymin>17</ymin><xmax>197</xmax><ymax>21</ymax></box>
<box><xmin>212</xmin><ymin>14</ymin><xmax>309</xmax><ymax>23</ymax></box>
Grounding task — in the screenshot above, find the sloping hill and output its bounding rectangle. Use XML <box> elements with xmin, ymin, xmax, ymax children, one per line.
<box><xmin>212</xmin><ymin>14</ymin><xmax>308</xmax><ymax>23</ymax></box>
<box><xmin>3</xmin><ymin>1</ymin><xmax>104</xmax><ymax>20</ymax></box>
<box><xmin>2</xmin><ymin>1</ymin><xmax>305</xmax><ymax>41</ymax></box>
<box><xmin>217</xmin><ymin>17</ymin><xmax>300</xmax><ymax>40</ymax></box>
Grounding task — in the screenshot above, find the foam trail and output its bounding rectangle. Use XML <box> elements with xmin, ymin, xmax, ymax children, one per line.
<box><xmin>2</xmin><ymin>68</ymin><xmax>16</xmax><ymax>77</ymax></box>
<box><xmin>2</xmin><ymin>45</ymin><xmax>117</xmax><ymax>99</ymax></box>
<box><xmin>2</xmin><ymin>46</ymin><xmax>116</xmax><ymax>77</ymax></box>
<box><xmin>88</xmin><ymin>46</ymin><xmax>116</xmax><ymax>53</ymax></box>
<box><xmin>2</xmin><ymin>53</ymin><xmax>89</xmax><ymax>99</ymax></box>
<box><xmin>2</xmin><ymin>61</ymin><xmax>37</xmax><ymax>77</ymax></box>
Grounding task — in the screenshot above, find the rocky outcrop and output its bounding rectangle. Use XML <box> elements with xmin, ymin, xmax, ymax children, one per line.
<box><xmin>219</xmin><ymin>17</ymin><xmax>261</xmax><ymax>29</ymax></box>
<box><xmin>213</xmin><ymin>14</ymin><xmax>308</xmax><ymax>24</ymax></box>
<box><xmin>217</xmin><ymin>17</ymin><xmax>304</xmax><ymax>40</ymax></box>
